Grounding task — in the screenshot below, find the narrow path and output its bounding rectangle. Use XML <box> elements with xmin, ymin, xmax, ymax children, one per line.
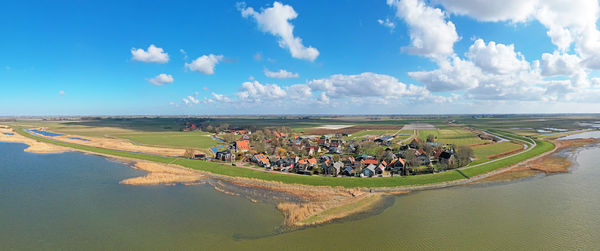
<box><xmin>461</xmin><ymin>130</ymin><xmax>535</xmax><ymax>170</ymax></box>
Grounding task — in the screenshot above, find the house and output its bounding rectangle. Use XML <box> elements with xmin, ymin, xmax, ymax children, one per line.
<box><xmin>375</xmin><ymin>162</ymin><xmax>387</xmax><ymax>175</ymax></box>
<box><xmin>375</xmin><ymin>135</ymin><xmax>394</xmax><ymax>145</ymax></box>
<box><xmin>343</xmin><ymin>156</ymin><xmax>355</xmax><ymax>166</ymax></box>
<box><xmin>409</xmin><ymin>138</ymin><xmax>422</xmax><ymax>148</ymax></box>
<box><xmin>356</xmin><ymin>154</ymin><xmax>374</xmax><ymax>161</ymax></box>
<box><xmin>389</xmin><ymin>158</ymin><xmax>406</xmax><ymax>175</ymax></box>
<box><xmin>252</xmin><ymin>154</ymin><xmax>270</xmax><ymax>167</ymax></box>
<box><xmin>341</xmin><ymin>166</ymin><xmax>355</xmax><ymax>176</ymax></box>
<box><xmin>361</xmin><ymin>164</ymin><xmax>376</xmax><ymax>177</ymax></box>
<box><xmin>361</xmin><ymin>159</ymin><xmax>378</xmax><ymax>166</ymax></box>
<box><xmin>328</xmin><ymin>146</ymin><xmax>342</xmax><ymax>154</ymax></box>
<box><xmin>415</xmin><ymin>151</ymin><xmax>431</xmax><ymax>166</ymax></box>
<box><xmin>438</xmin><ymin>151</ymin><xmax>456</xmax><ymax>166</ymax></box>
<box><xmin>317</xmin><ymin>136</ymin><xmax>330</xmax><ymax>146</ymax></box>
<box><xmin>216</xmin><ymin>151</ymin><xmax>234</xmax><ymax>161</ymax></box>
<box><xmin>427</xmin><ymin>142</ymin><xmax>443</xmax><ymax>147</ymax></box>
<box><xmin>235</xmin><ymin>140</ymin><xmax>251</xmax><ymax>152</ymax></box>
<box><xmin>328</xmin><ymin>161</ymin><xmax>344</xmax><ymax>176</ymax></box>
<box><xmin>305</xmin><ymin>146</ymin><xmax>320</xmax><ymax>156</ymax></box>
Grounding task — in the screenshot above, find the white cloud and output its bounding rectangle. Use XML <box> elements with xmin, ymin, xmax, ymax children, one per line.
<box><xmin>409</xmin><ymin>56</ymin><xmax>482</xmax><ymax>91</ymax></box>
<box><xmin>386</xmin><ymin>0</ymin><xmax>459</xmax><ymax>58</ymax></box>
<box><xmin>410</xmin><ymin>39</ymin><xmax>546</xmax><ymax>100</ymax></box>
<box><xmin>307</xmin><ymin>72</ymin><xmax>430</xmax><ymax>99</ymax></box>
<box><xmin>287</xmin><ymin>84</ymin><xmax>313</xmax><ymax>98</ymax></box>
<box><xmin>433</xmin><ymin>0</ymin><xmax>600</xmax><ymax>69</ymax></box>
<box><xmin>179</xmin><ymin>49</ymin><xmax>188</xmax><ymax>60</ymax></box>
<box><xmin>466</xmin><ymin>39</ymin><xmax>530</xmax><ymax>75</ymax></box>
<box><xmin>183</xmin><ymin>95</ymin><xmax>200</xmax><ymax>105</ymax></box>
<box><xmin>147</xmin><ymin>73</ymin><xmax>174</xmax><ymax>86</ymax></box>
<box><xmin>185</xmin><ymin>54</ymin><xmax>224</xmax><ymax>74</ymax></box>
<box><xmin>59</xmin><ymin>90</ymin><xmax>65</xmax><ymax>95</ymax></box>
<box><xmin>236</xmin><ymin>80</ymin><xmax>287</xmax><ymax>102</ymax></box>
<box><xmin>433</xmin><ymin>0</ymin><xmax>536</xmax><ymax>22</ymax></box>
<box><xmin>131</xmin><ymin>44</ymin><xmax>169</xmax><ymax>63</ymax></box>
<box><xmin>240</xmin><ymin>1</ymin><xmax>319</xmax><ymax>61</ymax></box>
<box><xmin>211</xmin><ymin>92</ymin><xmax>230</xmax><ymax>102</ymax></box>
<box><xmin>377</xmin><ymin>18</ymin><xmax>395</xmax><ymax>31</ymax></box>
<box><xmin>540</xmin><ymin>51</ymin><xmax>582</xmax><ymax>76</ymax></box>
<box><xmin>264</xmin><ymin>68</ymin><xmax>299</xmax><ymax>78</ymax></box>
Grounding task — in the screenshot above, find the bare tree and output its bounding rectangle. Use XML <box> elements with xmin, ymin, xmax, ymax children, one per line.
<box><xmin>183</xmin><ymin>148</ymin><xmax>195</xmax><ymax>158</ymax></box>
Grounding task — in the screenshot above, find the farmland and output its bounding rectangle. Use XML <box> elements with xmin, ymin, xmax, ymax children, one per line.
<box><xmin>471</xmin><ymin>141</ymin><xmax>524</xmax><ymax>165</ymax></box>
<box><xmin>418</xmin><ymin>127</ymin><xmax>487</xmax><ymax>145</ymax></box>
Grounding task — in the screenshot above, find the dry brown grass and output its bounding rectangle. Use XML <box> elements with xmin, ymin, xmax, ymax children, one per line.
<box><xmin>120</xmin><ymin>161</ymin><xmax>205</xmax><ymax>185</ymax></box>
<box><xmin>0</xmin><ymin>127</ymin><xmax>68</xmax><ymax>153</ymax></box>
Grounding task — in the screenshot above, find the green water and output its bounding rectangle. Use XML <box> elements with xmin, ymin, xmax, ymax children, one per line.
<box><xmin>1</xmin><ymin>142</ymin><xmax>599</xmax><ymax>250</ymax></box>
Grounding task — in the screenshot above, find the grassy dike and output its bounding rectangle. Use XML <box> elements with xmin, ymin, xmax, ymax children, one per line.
<box><xmin>16</xmin><ymin>127</ymin><xmax>554</xmax><ymax>188</ymax></box>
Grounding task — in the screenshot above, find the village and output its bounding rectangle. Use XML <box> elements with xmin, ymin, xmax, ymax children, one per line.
<box><xmin>185</xmin><ymin>122</ymin><xmax>475</xmax><ymax>178</ymax></box>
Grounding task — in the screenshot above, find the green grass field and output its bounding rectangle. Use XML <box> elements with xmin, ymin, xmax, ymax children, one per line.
<box><xmin>115</xmin><ymin>131</ymin><xmax>222</xmax><ymax>149</ymax></box>
<box><xmin>471</xmin><ymin>141</ymin><xmax>523</xmax><ymax>164</ymax></box>
<box><xmin>461</xmin><ymin>139</ymin><xmax>554</xmax><ymax>177</ymax></box>
<box><xmin>418</xmin><ymin>128</ymin><xmax>486</xmax><ymax>146</ymax></box>
<box><xmin>15</xmin><ymin>126</ymin><xmax>555</xmax><ymax>188</ymax></box>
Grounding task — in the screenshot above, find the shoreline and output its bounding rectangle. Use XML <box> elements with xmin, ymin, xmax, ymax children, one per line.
<box><xmin>476</xmin><ymin>138</ymin><xmax>599</xmax><ymax>183</ymax></box>
<box><xmin>3</xmin><ymin>125</ymin><xmax>593</xmax><ymax>228</ymax></box>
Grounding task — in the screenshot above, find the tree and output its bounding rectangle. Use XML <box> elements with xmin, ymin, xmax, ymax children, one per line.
<box><xmin>423</xmin><ymin>144</ymin><xmax>434</xmax><ymax>156</ymax></box>
<box><xmin>254</xmin><ymin>141</ymin><xmax>267</xmax><ymax>153</ymax></box>
<box><xmin>404</xmin><ymin>149</ymin><xmax>418</xmax><ymax>167</ymax></box>
<box><xmin>426</xmin><ymin>134</ymin><xmax>436</xmax><ymax>143</ymax></box>
<box><xmin>222</xmin><ymin>133</ymin><xmax>238</xmax><ymax>144</ymax></box>
<box><xmin>183</xmin><ymin>148</ymin><xmax>195</xmax><ymax>158</ymax></box>
<box><xmin>455</xmin><ymin>145</ymin><xmax>474</xmax><ymax>167</ymax></box>
<box><xmin>276</xmin><ymin>147</ymin><xmax>288</xmax><ymax>156</ymax></box>
<box><xmin>332</xmin><ymin>154</ymin><xmax>341</xmax><ymax>162</ymax></box>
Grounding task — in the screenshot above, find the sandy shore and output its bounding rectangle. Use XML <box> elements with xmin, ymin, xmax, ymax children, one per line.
<box><xmin>0</xmin><ymin>127</ymin><xmax>68</xmax><ymax>153</ymax></box>
<box><xmin>120</xmin><ymin>161</ymin><xmax>206</xmax><ymax>185</ymax></box>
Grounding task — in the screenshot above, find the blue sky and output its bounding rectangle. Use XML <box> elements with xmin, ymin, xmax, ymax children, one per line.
<box><xmin>2</xmin><ymin>0</ymin><xmax>600</xmax><ymax>115</ymax></box>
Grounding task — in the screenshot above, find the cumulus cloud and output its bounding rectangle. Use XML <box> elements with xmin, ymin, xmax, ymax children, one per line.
<box><xmin>211</xmin><ymin>92</ymin><xmax>230</xmax><ymax>102</ymax></box>
<box><xmin>409</xmin><ymin>56</ymin><xmax>482</xmax><ymax>92</ymax></box>
<box><xmin>410</xmin><ymin>38</ymin><xmax>547</xmax><ymax>101</ymax></box>
<box><xmin>434</xmin><ymin>0</ymin><xmax>600</xmax><ymax>68</ymax></box>
<box><xmin>308</xmin><ymin>72</ymin><xmax>429</xmax><ymax>98</ymax></box>
<box><xmin>264</xmin><ymin>68</ymin><xmax>299</xmax><ymax>78</ymax></box>
<box><xmin>377</xmin><ymin>18</ymin><xmax>395</xmax><ymax>31</ymax></box>
<box><xmin>131</xmin><ymin>44</ymin><xmax>169</xmax><ymax>63</ymax></box>
<box><xmin>540</xmin><ymin>51</ymin><xmax>582</xmax><ymax>76</ymax></box>
<box><xmin>466</xmin><ymin>39</ymin><xmax>530</xmax><ymax>74</ymax></box>
<box><xmin>185</xmin><ymin>54</ymin><xmax>224</xmax><ymax>74</ymax></box>
<box><xmin>239</xmin><ymin>1</ymin><xmax>319</xmax><ymax>61</ymax></box>
<box><xmin>432</xmin><ymin>0</ymin><xmax>536</xmax><ymax>22</ymax></box>
<box><xmin>386</xmin><ymin>0</ymin><xmax>459</xmax><ymax>58</ymax></box>
<box><xmin>147</xmin><ymin>73</ymin><xmax>174</xmax><ymax>86</ymax></box>
<box><xmin>236</xmin><ymin>80</ymin><xmax>287</xmax><ymax>102</ymax></box>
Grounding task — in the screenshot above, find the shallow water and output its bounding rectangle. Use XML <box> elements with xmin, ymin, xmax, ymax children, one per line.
<box><xmin>558</xmin><ymin>130</ymin><xmax>600</xmax><ymax>140</ymax></box>
<box><xmin>0</xmin><ymin>143</ymin><xmax>282</xmax><ymax>250</ymax></box>
<box><xmin>1</xmin><ymin>142</ymin><xmax>600</xmax><ymax>250</ymax></box>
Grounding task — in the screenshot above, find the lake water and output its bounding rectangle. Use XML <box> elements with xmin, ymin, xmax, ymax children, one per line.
<box><xmin>1</xmin><ymin>141</ymin><xmax>599</xmax><ymax>250</ymax></box>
